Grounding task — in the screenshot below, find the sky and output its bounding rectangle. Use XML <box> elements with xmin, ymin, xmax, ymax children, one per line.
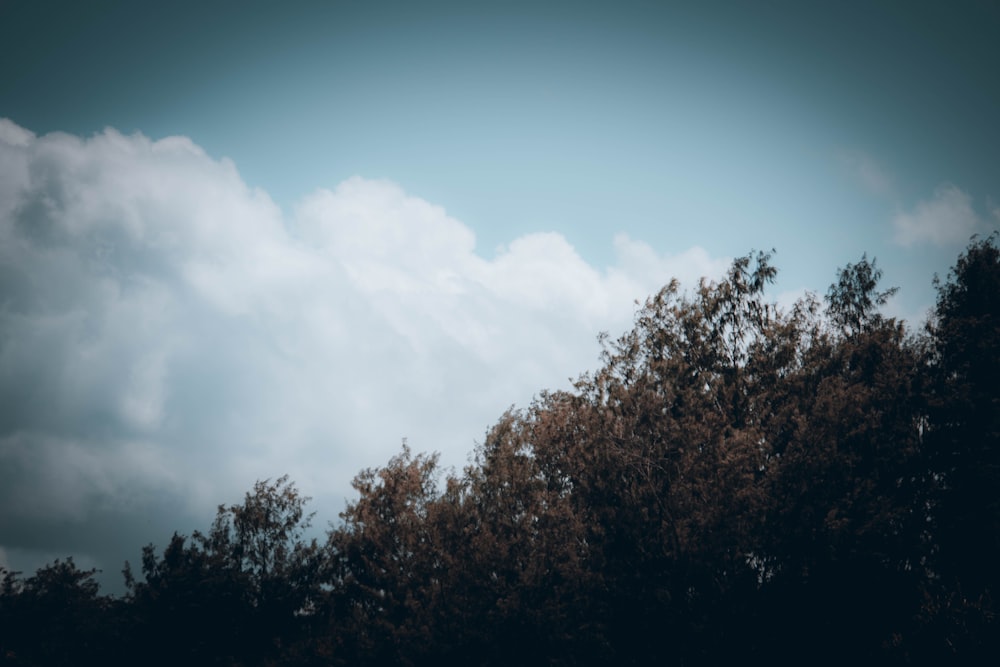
<box><xmin>1</xmin><ymin>0</ymin><xmax>998</xmax><ymax>590</ymax></box>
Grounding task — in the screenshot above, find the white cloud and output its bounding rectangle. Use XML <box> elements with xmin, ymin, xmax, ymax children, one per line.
<box><xmin>892</xmin><ymin>184</ymin><xmax>985</xmax><ymax>247</ymax></box>
<box><xmin>0</xmin><ymin>119</ymin><xmax>729</xmax><ymax>585</ymax></box>
<box><xmin>0</xmin><ymin>118</ymin><xmax>34</xmax><ymax>147</ymax></box>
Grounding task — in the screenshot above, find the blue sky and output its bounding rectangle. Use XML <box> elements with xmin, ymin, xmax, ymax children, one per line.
<box><xmin>1</xmin><ymin>0</ymin><xmax>998</xmax><ymax>587</ymax></box>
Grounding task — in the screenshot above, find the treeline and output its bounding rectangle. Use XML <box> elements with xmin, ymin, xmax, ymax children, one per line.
<box><xmin>1</xmin><ymin>237</ymin><xmax>997</xmax><ymax>666</ymax></box>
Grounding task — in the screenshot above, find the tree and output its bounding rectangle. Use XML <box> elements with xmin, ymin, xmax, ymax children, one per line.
<box><xmin>0</xmin><ymin>559</ymin><xmax>115</xmax><ymax>666</ymax></box>
<box><xmin>517</xmin><ymin>250</ymin><xmax>928</xmax><ymax>662</ymax></box>
<box><xmin>125</xmin><ymin>475</ymin><xmax>323</xmax><ymax>666</ymax></box>
<box><xmin>760</xmin><ymin>282</ymin><xmax>926</xmax><ymax>663</ymax></box>
<box><xmin>920</xmin><ymin>233</ymin><xmax>1000</xmax><ymax>658</ymax></box>
<box><xmin>328</xmin><ymin>426</ymin><xmax>590</xmax><ymax>666</ymax></box>
<box><xmin>521</xmin><ymin>252</ymin><xmax>785</xmax><ymax>662</ymax></box>
<box><xmin>220</xmin><ymin>475</ymin><xmax>324</xmax><ymax>614</ymax></box>
<box><xmin>328</xmin><ymin>445</ymin><xmax>448</xmax><ymax>665</ymax></box>
<box><xmin>460</xmin><ymin>410</ymin><xmax>591</xmax><ymax>666</ymax></box>
<box><xmin>825</xmin><ymin>254</ymin><xmax>898</xmax><ymax>336</ymax></box>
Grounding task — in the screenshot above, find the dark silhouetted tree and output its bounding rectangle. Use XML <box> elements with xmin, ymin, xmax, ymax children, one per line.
<box><xmin>0</xmin><ymin>559</ymin><xmax>115</xmax><ymax>666</ymax></box>
<box><xmin>125</xmin><ymin>476</ymin><xmax>322</xmax><ymax>666</ymax></box>
<box><xmin>919</xmin><ymin>233</ymin><xmax>1000</xmax><ymax>659</ymax></box>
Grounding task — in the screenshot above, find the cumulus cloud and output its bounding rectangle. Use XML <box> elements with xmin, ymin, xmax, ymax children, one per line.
<box><xmin>0</xmin><ymin>119</ymin><xmax>728</xmax><ymax>587</ymax></box>
<box><xmin>892</xmin><ymin>184</ymin><xmax>989</xmax><ymax>247</ymax></box>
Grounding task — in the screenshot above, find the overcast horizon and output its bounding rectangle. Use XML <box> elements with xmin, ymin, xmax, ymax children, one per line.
<box><xmin>2</xmin><ymin>0</ymin><xmax>999</xmax><ymax>591</ymax></box>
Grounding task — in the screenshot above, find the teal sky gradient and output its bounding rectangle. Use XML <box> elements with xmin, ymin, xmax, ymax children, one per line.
<box><xmin>4</xmin><ymin>0</ymin><xmax>998</xmax><ymax>316</ymax></box>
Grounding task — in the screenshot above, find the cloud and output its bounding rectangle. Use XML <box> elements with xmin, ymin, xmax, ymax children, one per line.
<box><xmin>0</xmin><ymin>119</ymin><xmax>729</xmax><ymax>587</ymax></box>
<box><xmin>892</xmin><ymin>184</ymin><xmax>988</xmax><ymax>247</ymax></box>
<box><xmin>0</xmin><ymin>118</ymin><xmax>34</xmax><ymax>147</ymax></box>
<box><xmin>841</xmin><ymin>150</ymin><xmax>893</xmax><ymax>197</ymax></box>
